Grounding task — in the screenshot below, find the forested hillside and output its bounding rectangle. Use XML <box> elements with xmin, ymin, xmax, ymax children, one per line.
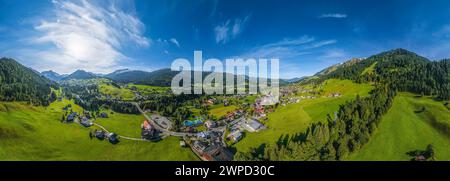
<box><xmin>327</xmin><ymin>49</ymin><xmax>449</xmax><ymax>100</ymax></box>
<box><xmin>0</xmin><ymin>58</ymin><xmax>55</xmax><ymax>106</ymax></box>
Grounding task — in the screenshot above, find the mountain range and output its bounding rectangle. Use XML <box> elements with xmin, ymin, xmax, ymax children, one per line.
<box><xmin>1</xmin><ymin>48</ymin><xmax>447</xmax><ymax>98</ymax></box>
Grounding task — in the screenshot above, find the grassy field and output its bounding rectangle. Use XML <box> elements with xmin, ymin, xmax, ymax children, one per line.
<box><xmin>0</xmin><ymin>100</ymin><xmax>198</xmax><ymax>161</ymax></box>
<box><xmin>349</xmin><ymin>93</ymin><xmax>450</xmax><ymax>161</ymax></box>
<box><xmin>209</xmin><ymin>105</ymin><xmax>238</xmax><ymax>118</ymax></box>
<box><xmin>128</xmin><ymin>83</ymin><xmax>169</xmax><ymax>94</ymax></box>
<box><xmin>99</xmin><ymin>83</ymin><xmax>135</xmax><ymax>100</ymax></box>
<box><xmin>234</xmin><ymin>79</ymin><xmax>373</xmax><ymax>152</ymax></box>
<box><xmin>94</xmin><ymin>111</ymin><xmax>144</xmax><ymax>138</ymax></box>
<box><xmin>361</xmin><ymin>62</ymin><xmax>378</xmax><ymax>75</ymax></box>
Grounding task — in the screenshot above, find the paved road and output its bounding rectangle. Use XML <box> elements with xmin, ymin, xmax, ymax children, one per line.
<box><xmin>91</xmin><ymin>122</ymin><xmax>149</xmax><ymax>141</ymax></box>
<box><xmin>132</xmin><ymin>102</ymin><xmax>196</xmax><ymax>137</ymax></box>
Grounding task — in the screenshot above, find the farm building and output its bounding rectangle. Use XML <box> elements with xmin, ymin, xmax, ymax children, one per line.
<box><xmin>66</xmin><ymin>112</ymin><xmax>77</xmax><ymax>123</ymax></box>
<box><xmin>80</xmin><ymin>117</ymin><xmax>93</xmax><ymax>127</ymax></box>
<box><xmin>107</xmin><ymin>133</ymin><xmax>119</xmax><ymax>144</ymax></box>
<box><xmin>99</xmin><ymin>112</ymin><xmax>108</xmax><ymax>118</ymax></box>
<box><xmin>242</xmin><ymin>119</ymin><xmax>265</xmax><ymax>132</ymax></box>
<box><xmin>95</xmin><ymin>130</ymin><xmax>106</xmax><ymax>140</ymax></box>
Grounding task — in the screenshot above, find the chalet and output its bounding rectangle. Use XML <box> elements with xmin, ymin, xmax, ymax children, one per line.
<box><xmin>141</xmin><ymin>120</ymin><xmax>152</xmax><ymax>130</ymax></box>
<box><xmin>80</xmin><ymin>117</ymin><xmax>93</xmax><ymax>127</ymax></box>
<box><xmin>192</xmin><ymin>141</ymin><xmax>208</xmax><ymax>154</ymax></box>
<box><xmin>197</xmin><ymin>132</ymin><xmax>207</xmax><ymax>139</ymax></box>
<box><xmin>202</xmin><ymin>145</ymin><xmax>233</xmax><ymax>161</ymax></box>
<box><xmin>107</xmin><ymin>133</ymin><xmax>120</xmax><ymax>144</ymax></box>
<box><xmin>99</xmin><ymin>112</ymin><xmax>108</xmax><ymax>118</ymax></box>
<box><xmin>208</xmin><ymin>131</ymin><xmax>220</xmax><ymax>139</ymax></box>
<box><xmin>95</xmin><ymin>130</ymin><xmax>106</xmax><ymax>140</ymax></box>
<box><xmin>66</xmin><ymin>112</ymin><xmax>77</xmax><ymax>122</ymax></box>
<box><xmin>225</xmin><ymin>112</ymin><xmax>235</xmax><ymax>120</ymax></box>
<box><xmin>255</xmin><ymin>106</ymin><xmax>264</xmax><ymax>114</ymax></box>
<box><xmin>204</xmin><ymin>120</ymin><xmax>217</xmax><ymax>129</ymax></box>
<box><xmin>141</xmin><ymin>120</ymin><xmax>159</xmax><ymax>141</ymax></box>
<box><xmin>204</xmin><ymin>98</ymin><xmax>214</xmax><ymax>106</ymax></box>
<box><xmin>182</xmin><ymin>126</ymin><xmax>195</xmax><ymax>133</ymax></box>
<box><xmin>83</xmin><ymin>110</ymin><xmax>91</xmax><ymax>119</ymax></box>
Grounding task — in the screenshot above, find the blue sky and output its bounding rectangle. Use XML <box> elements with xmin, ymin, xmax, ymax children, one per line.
<box><xmin>1</xmin><ymin>0</ymin><xmax>450</xmax><ymax>78</ymax></box>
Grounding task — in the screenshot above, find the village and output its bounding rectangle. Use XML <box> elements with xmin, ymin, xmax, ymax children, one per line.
<box><xmin>58</xmin><ymin>93</ymin><xmax>275</xmax><ymax>161</ymax></box>
<box><xmin>57</xmin><ymin>78</ymin><xmax>346</xmax><ymax>161</ymax></box>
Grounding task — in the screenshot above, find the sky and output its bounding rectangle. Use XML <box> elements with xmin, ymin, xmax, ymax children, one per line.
<box><xmin>1</xmin><ymin>0</ymin><xmax>450</xmax><ymax>78</ymax></box>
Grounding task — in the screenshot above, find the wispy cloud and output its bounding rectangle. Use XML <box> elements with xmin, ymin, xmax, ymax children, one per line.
<box><xmin>321</xmin><ymin>49</ymin><xmax>346</xmax><ymax>59</ymax></box>
<box><xmin>318</xmin><ymin>13</ymin><xmax>347</xmax><ymax>19</ymax></box>
<box><xmin>214</xmin><ymin>15</ymin><xmax>251</xmax><ymax>44</ymax></box>
<box><xmin>27</xmin><ymin>0</ymin><xmax>150</xmax><ymax>73</ymax></box>
<box><xmin>432</xmin><ymin>24</ymin><xmax>450</xmax><ymax>38</ymax></box>
<box><xmin>170</xmin><ymin>38</ymin><xmax>180</xmax><ymax>47</ymax></box>
<box><xmin>238</xmin><ymin>36</ymin><xmax>337</xmax><ymax>59</ymax></box>
<box><xmin>209</xmin><ymin>0</ymin><xmax>219</xmax><ymax>17</ymax></box>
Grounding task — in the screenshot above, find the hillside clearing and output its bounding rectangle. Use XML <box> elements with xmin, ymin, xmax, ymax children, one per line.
<box><xmin>349</xmin><ymin>93</ymin><xmax>450</xmax><ymax>161</ymax></box>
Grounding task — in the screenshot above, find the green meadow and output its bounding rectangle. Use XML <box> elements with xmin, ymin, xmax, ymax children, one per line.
<box><xmin>0</xmin><ymin>100</ymin><xmax>198</xmax><ymax>161</ymax></box>
<box><xmin>349</xmin><ymin>93</ymin><xmax>450</xmax><ymax>161</ymax></box>
<box><xmin>94</xmin><ymin>111</ymin><xmax>144</xmax><ymax>138</ymax></box>
<box><xmin>99</xmin><ymin>83</ymin><xmax>135</xmax><ymax>100</ymax></box>
<box><xmin>361</xmin><ymin>62</ymin><xmax>378</xmax><ymax>75</ymax></box>
<box><xmin>128</xmin><ymin>83</ymin><xmax>169</xmax><ymax>94</ymax></box>
<box><xmin>209</xmin><ymin>105</ymin><xmax>238</xmax><ymax>118</ymax></box>
<box><xmin>234</xmin><ymin>79</ymin><xmax>373</xmax><ymax>152</ymax></box>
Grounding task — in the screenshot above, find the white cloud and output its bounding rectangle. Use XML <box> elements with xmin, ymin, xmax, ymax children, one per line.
<box><xmin>238</xmin><ymin>36</ymin><xmax>337</xmax><ymax>59</ymax></box>
<box><xmin>29</xmin><ymin>0</ymin><xmax>150</xmax><ymax>73</ymax></box>
<box><xmin>321</xmin><ymin>49</ymin><xmax>346</xmax><ymax>59</ymax></box>
<box><xmin>318</xmin><ymin>13</ymin><xmax>347</xmax><ymax>19</ymax></box>
<box><xmin>214</xmin><ymin>15</ymin><xmax>250</xmax><ymax>44</ymax></box>
<box><xmin>309</xmin><ymin>40</ymin><xmax>337</xmax><ymax>48</ymax></box>
<box><xmin>170</xmin><ymin>38</ymin><xmax>180</xmax><ymax>47</ymax></box>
